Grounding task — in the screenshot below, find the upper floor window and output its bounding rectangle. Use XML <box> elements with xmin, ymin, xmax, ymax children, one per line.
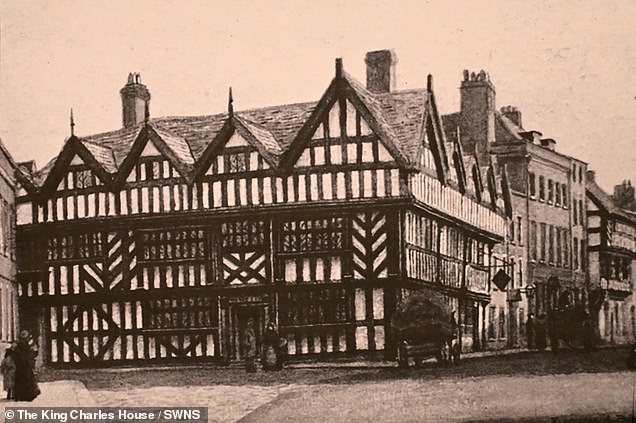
<box><xmin>227</xmin><ymin>152</ymin><xmax>248</xmax><ymax>173</ymax></box>
<box><xmin>280</xmin><ymin>216</ymin><xmax>345</xmax><ymax>253</ymax></box>
<box><xmin>579</xmin><ymin>199</ymin><xmax>585</xmax><ymax>225</ymax></box>
<box><xmin>579</xmin><ymin>167</ymin><xmax>583</xmax><ymax>184</ymax></box>
<box><xmin>539</xmin><ymin>176</ymin><xmax>545</xmax><ymax>201</ymax></box>
<box><xmin>139</xmin><ymin>229</ymin><xmax>207</xmax><ymax>262</ymax></box>
<box><xmin>573</xmin><ymin>201</ymin><xmax>578</xmax><ymax>225</ymax></box>
<box><xmin>540</xmin><ymin>223</ymin><xmax>546</xmax><ymax>261</ymax></box>
<box><xmin>528</xmin><ymin>172</ymin><xmax>536</xmax><ymax>197</ymax></box>
<box><xmin>562</xmin><ymin>185</ymin><xmax>568</xmax><ymax>207</ymax></box>
<box><xmin>517</xmin><ymin>216</ymin><xmax>522</xmax><ymax>244</ymax></box>
<box><xmin>555</xmin><ymin>182</ymin><xmax>561</xmax><ymax>206</ymax></box>
<box><xmin>530</xmin><ymin>220</ymin><xmax>537</xmax><ymax>261</ymax></box>
<box><xmin>572</xmin><ymin>165</ymin><xmax>577</xmax><ymax>183</ymax></box>
<box><xmin>74</xmin><ymin>169</ymin><xmax>95</xmax><ymax>189</ymax></box>
<box><xmin>573</xmin><ymin>237</ymin><xmax>579</xmax><ymax>269</ymax></box>
<box><xmin>548</xmin><ymin>179</ymin><xmax>554</xmax><ymax>204</ymax></box>
<box><xmin>221</xmin><ymin>220</ymin><xmax>267</xmax><ymax>249</ymax></box>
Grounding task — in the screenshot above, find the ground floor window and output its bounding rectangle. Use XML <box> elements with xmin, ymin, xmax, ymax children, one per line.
<box><xmin>144</xmin><ymin>295</ymin><xmax>218</xmax><ymax>329</ymax></box>
<box><xmin>488</xmin><ymin>306</ymin><xmax>496</xmax><ymax>339</ymax></box>
<box><xmin>498</xmin><ymin>308</ymin><xmax>506</xmax><ymax>339</ymax></box>
<box><xmin>279</xmin><ymin>287</ymin><xmax>350</xmax><ymax>326</ymax></box>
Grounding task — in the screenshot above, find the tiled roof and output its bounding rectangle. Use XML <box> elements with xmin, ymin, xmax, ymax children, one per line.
<box><xmin>27</xmin><ymin>69</ymin><xmax>483</xmax><ymax>191</ymax></box>
<box><xmin>152</xmin><ymin>124</ymin><xmax>195</xmax><ymax>165</ymax></box>
<box><xmin>587</xmin><ymin>178</ymin><xmax>636</xmax><ymax>223</ymax></box>
<box><xmin>237</xmin><ymin>102</ymin><xmax>316</xmax><ymax>152</ymax></box>
<box><xmin>81</xmin><ymin>140</ymin><xmax>118</xmax><ymax>173</ymax></box>
<box><xmin>374</xmin><ymin>89</ymin><xmax>427</xmax><ymax>162</ymax></box>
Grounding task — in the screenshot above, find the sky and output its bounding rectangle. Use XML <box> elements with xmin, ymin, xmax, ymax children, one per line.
<box><xmin>1</xmin><ymin>0</ymin><xmax>635</xmax><ymax>192</ymax></box>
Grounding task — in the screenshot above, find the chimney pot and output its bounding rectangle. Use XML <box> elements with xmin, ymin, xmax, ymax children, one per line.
<box><xmin>364</xmin><ymin>49</ymin><xmax>397</xmax><ymax>93</ymax></box>
<box><xmin>540</xmin><ymin>138</ymin><xmax>557</xmax><ymax>151</ymax></box>
<box><xmin>586</xmin><ymin>170</ymin><xmax>596</xmax><ymax>182</ymax></box>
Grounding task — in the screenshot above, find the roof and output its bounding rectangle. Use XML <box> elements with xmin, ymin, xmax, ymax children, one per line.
<box><xmin>20</xmin><ymin>63</ymin><xmax>506</xmax><ymax>213</ymax></box>
<box><xmin>587</xmin><ymin>178</ymin><xmax>636</xmax><ymax>224</ymax></box>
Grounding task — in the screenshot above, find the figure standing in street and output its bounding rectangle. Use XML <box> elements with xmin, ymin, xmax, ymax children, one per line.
<box><xmin>242</xmin><ymin>318</ymin><xmax>257</xmax><ymax>373</ymax></box>
<box><xmin>13</xmin><ymin>331</ymin><xmax>40</xmax><ymax>401</ymax></box>
<box><xmin>1</xmin><ymin>347</ymin><xmax>15</xmax><ymax>400</ymax></box>
<box><xmin>262</xmin><ymin>323</ymin><xmax>281</xmax><ymax>371</ymax></box>
<box><xmin>535</xmin><ymin>314</ymin><xmax>547</xmax><ymax>351</ymax></box>
<box><xmin>525</xmin><ymin>313</ymin><xmax>536</xmax><ymax>350</ymax></box>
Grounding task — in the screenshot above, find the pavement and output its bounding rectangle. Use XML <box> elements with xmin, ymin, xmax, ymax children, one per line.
<box><xmin>0</xmin><ymin>347</ymin><xmax>629</xmax><ymax>423</ymax></box>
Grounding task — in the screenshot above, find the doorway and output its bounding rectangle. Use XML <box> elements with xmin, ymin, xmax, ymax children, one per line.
<box><xmin>230</xmin><ymin>304</ymin><xmax>269</xmax><ymax>361</ymax></box>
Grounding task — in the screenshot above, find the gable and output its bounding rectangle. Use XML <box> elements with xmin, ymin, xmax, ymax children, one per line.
<box><xmin>225</xmin><ymin>131</ymin><xmax>251</xmax><ymax>148</ymax></box>
<box><xmin>140</xmin><ymin>140</ymin><xmax>162</xmax><ymax>157</ymax></box>
<box><xmin>204</xmin><ymin>127</ymin><xmax>271</xmax><ymax>176</ymax></box>
<box><xmin>297</xmin><ymin>97</ymin><xmax>393</xmax><ymax>168</ymax></box>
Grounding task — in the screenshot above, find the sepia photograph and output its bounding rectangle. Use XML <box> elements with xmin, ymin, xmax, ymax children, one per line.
<box><xmin>0</xmin><ymin>1</ymin><xmax>635</xmax><ymax>421</ymax></box>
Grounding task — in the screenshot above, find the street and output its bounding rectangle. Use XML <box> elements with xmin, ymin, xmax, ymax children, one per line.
<box><xmin>28</xmin><ymin>347</ymin><xmax>636</xmax><ymax>422</ymax></box>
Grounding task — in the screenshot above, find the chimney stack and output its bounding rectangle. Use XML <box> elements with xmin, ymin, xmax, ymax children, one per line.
<box><xmin>540</xmin><ymin>138</ymin><xmax>557</xmax><ymax>151</ymax></box>
<box><xmin>501</xmin><ymin>105</ymin><xmax>522</xmax><ymax>128</ymax></box>
<box><xmin>613</xmin><ymin>180</ymin><xmax>636</xmax><ymax>210</ymax></box>
<box><xmin>365</xmin><ymin>50</ymin><xmax>397</xmax><ymax>93</ymax></box>
<box><xmin>120</xmin><ymin>73</ymin><xmax>151</xmax><ymax>129</ymax></box>
<box><xmin>459</xmin><ymin>69</ymin><xmax>496</xmax><ymax>165</ymax></box>
<box><xmin>586</xmin><ymin>170</ymin><xmax>596</xmax><ymax>183</ymax></box>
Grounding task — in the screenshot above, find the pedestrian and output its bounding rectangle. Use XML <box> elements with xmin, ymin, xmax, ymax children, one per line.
<box><xmin>13</xmin><ymin>330</ymin><xmax>40</xmax><ymax>401</ymax></box>
<box><xmin>242</xmin><ymin>318</ymin><xmax>257</xmax><ymax>373</ymax></box>
<box><xmin>1</xmin><ymin>347</ymin><xmax>16</xmax><ymax>400</ymax></box>
<box><xmin>535</xmin><ymin>314</ymin><xmax>547</xmax><ymax>351</ymax></box>
<box><xmin>261</xmin><ymin>323</ymin><xmax>280</xmax><ymax>371</ymax></box>
<box><xmin>525</xmin><ymin>313</ymin><xmax>535</xmax><ymax>350</ymax></box>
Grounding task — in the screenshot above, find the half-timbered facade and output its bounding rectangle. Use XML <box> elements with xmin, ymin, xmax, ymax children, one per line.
<box><xmin>16</xmin><ymin>51</ymin><xmax>509</xmax><ymax>367</ymax></box>
<box><xmin>586</xmin><ymin>172</ymin><xmax>636</xmax><ymax>344</ymax></box>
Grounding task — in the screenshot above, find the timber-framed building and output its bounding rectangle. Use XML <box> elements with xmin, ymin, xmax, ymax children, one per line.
<box><xmin>16</xmin><ymin>51</ymin><xmax>510</xmax><ymax>367</ymax></box>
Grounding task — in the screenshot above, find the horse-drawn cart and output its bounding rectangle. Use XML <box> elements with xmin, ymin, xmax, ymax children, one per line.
<box><xmin>391</xmin><ymin>290</ymin><xmax>460</xmax><ymax>367</ymax></box>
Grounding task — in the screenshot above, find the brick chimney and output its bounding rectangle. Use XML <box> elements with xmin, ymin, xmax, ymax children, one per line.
<box><xmin>365</xmin><ymin>50</ymin><xmax>397</xmax><ymax>93</ymax></box>
<box><xmin>460</xmin><ymin>70</ymin><xmax>496</xmax><ymax>164</ymax></box>
<box><xmin>540</xmin><ymin>138</ymin><xmax>557</xmax><ymax>151</ymax></box>
<box><xmin>501</xmin><ymin>105</ymin><xmax>522</xmax><ymax>128</ymax></box>
<box><xmin>120</xmin><ymin>73</ymin><xmax>151</xmax><ymax>129</ymax></box>
<box><xmin>586</xmin><ymin>170</ymin><xmax>596</xmax><ymax>183</ymax></box>
<box><xmin>613</xmin><ymin>180</ymin><xmax>636</xmax><ymax>210</ymax></box>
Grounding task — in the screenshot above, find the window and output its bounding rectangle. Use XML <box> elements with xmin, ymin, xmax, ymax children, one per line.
<box><xmin>509</xmin><ymin>221</ymin><xmax>515</xmax><ymax>244</ymax></box>
<box><xmin>540</xmin><ymin>223</ymin><xmax>546</xmax><ymax>262</ymax></box>
<box><xmin>280</xmin><ymin>217</ymin><xmax>345</xmax><ymax>253</ymax></box>
<box><xmin>529</xmin><ymin>172</ymin><xmax>536</xmax><ymax>197</ymax></box>
<box><xmin>222</xmin><ymin>220</ymin><xmax>266</xmax><ymax>249</ymax></box>
<box><xmin>562</xmin><ymin>185</ymin><xmax>568</xmax><ymax>207</ymax></box>
<box><xmin>573</xmin><ymin>165</ymin><xmax>577</xmax><ymax>183</ymax></box>
<box><xmin>530</xmin><ymin>220</ymin><xmax>537</xmax><ymax>261</ymax></box>
<box><xmin>563</xmin><ymin>230</ymin><xmax>570</xmax><ymax>268</ymax></box>
<box><xmin>145</xmin><ymin>295</ymin><xmax>217</xmax><ymax>329</ymax></box>
<box><xmin>47</xmin><ymin>232</ymin><xmax>104</xmax><ymax>261</ymax></box>
<box><xmin>579</xmin><ymin>200</ymin><xmax>585</xmax><ymax>226</ymax></box>
<box><xmin>510</xmin><ymin>258</ymin><xmax>515</xmax><ymax>288</ymax></box>
<box><xmin>556</xmin><ymin>229</ymin><xmax>562</xmax><ymax>266</ymax></box>
<box><xmin>548</xmin><ymin>225</ymin><xmax>554</xmax><ymax>263</ymax></box>
<box><xmin>139</xmin><ymin>229</ymin><xmax>207</xmax><ymax>262</ymax></box>
<box><xmin>227</xmin><ymin>152</ymin><xmax>247</xmax><ymax>173</ymax></box>
<box><xmin>280</xmin><ymin>288</ymin><xmax>349</xmax><ymax>326</ymax></box>
<box><xmin>517</xmin><ymin>258</ymin><xmax>523</xmax><ymax>286</ymax></box>
<box><xmin>555</xmin><ymin>182</ymin><xmax>561</xmax><ymax>206</ymax></box>
<box><xmin>548</xmin><ymin>179</ymin><xmax>554</xmax><ymax>204</ymax></box>
<box><xmin>539</xmin><ymin>176</ymin><xmax>545</xmax><ymax>201</ymax></box>
<box><xmin>573</xmin><ymin>237</ymin><xmax>579</xmax><ymax>269</ymax></box>
<box><xmin>74</xmin><ymin>169</ymin><xmax>95</xmax><ymax>189</ymax></box>
<box><xmin>579</xmin><ymin>167</ymin><xmax>583</xmax><ymax>184</ymax></box>
<box><xmin>573</xmin><ymin>201</ymin><xmax>578</xmax><ymax>225</ymax></box>
<box><xmin>517</xmin><ymin>217</ymin><xmax>522</xmax><ymax>244</ymax></box>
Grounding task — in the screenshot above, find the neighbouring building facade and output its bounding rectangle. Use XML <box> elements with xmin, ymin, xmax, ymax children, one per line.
<box><xmin>0</xmin><ymin>139</ymin><xmax>18</xmax><ymax>352</ymax></box>
<box><xmin>15</xmin><ymin>51</ymin><xmax>510</xmax><ymax>367</ymax></box>
<box><xmin>586</xmin><ymin>173</ymin><xmax>636</xmax><ymax>344</ymax></box>
<box><xmin>444</xmin><ymin>70</ymin><xmax>588</xmax><ymax>349</ymax></box>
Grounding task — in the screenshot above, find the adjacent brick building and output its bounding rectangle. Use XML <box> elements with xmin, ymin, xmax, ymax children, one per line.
<box><xmin>444</xmin><ymin>70</ymin><xmax>588</xmax><ymax>349</ymax></box>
